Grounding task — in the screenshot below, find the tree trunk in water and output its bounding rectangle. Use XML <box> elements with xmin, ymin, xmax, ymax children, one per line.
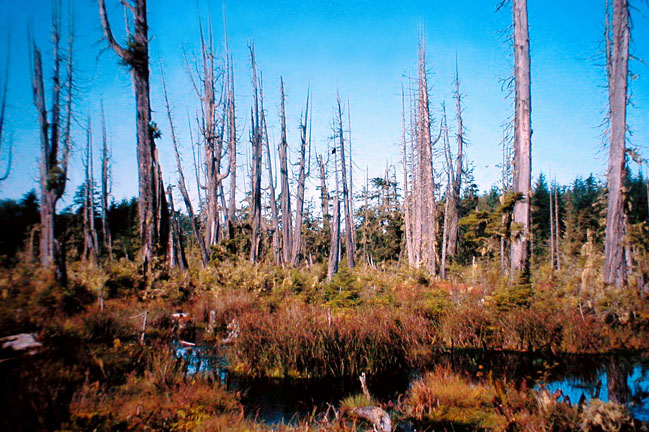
<box><xmin>510</xmin><ymin>0</ymin><xmax>532</xmax><ymax>281</ymax></box>
<box><xmin>604</xmin><ymin>0</ymin><xmax>629</xmax><ymax>287</ymax></box>
<box><xmin>291</xmin><ymin>91</ymin><xmax>310</xmax><ymax>266</ymax></box>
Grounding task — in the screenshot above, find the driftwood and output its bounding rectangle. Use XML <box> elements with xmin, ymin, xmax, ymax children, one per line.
<box><xmin>349</xmin><ymin>373</ymin><xmax>392</xmax><ymax>432</ymax></box>
<box><xmin>1</xmin><ymin>333</ymin><xmax>42</xmax><ymax>355</ymax></box>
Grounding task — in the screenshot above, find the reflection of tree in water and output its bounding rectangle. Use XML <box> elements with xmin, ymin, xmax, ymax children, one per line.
<box><xmin>607</xmin><ymin>358</ymin><xmax>632</xmax><ymax>404</ymax></box>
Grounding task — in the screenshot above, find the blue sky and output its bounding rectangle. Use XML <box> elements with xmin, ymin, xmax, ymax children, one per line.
<box><xmin>0</xmin><ymin>0</ymin><xmax>647</xmax><ymax>208</ymax></box>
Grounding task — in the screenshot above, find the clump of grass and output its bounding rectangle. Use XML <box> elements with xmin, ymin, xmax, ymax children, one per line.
<box><xmin>403</xmin><ymin>366</ymin><xmax>503</xmax><ymax>429</ymax></box>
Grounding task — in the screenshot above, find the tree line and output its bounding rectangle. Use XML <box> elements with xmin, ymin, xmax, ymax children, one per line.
<box><xmin>1</xmin><ymin>0</ymin><xmax>646</xmax><ymax>290</ymax></box>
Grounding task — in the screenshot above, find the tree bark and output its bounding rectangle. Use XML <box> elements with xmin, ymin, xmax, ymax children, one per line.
<box><xmin>604</xmin><ymin>0</ymin><xmax>629</xmax><ymax>287</ymax></box>
<box><xmin>328</xmin><ymin>151</ymin><xmax>341</xmax><ymax>280</ymax></box>
<box><xmin>510</xmin><ymin>0</ymin><xmax>532</xmax><ymax>280</ymax></box>
<box><xmin>100</xmin><ymin>101</ymin><xmax>113</xmax><ymax>260</ymax></box>
<box><xmin>83</xmin><ymin>117</ymin><xmax>99</xmax><ymax>262</ymax></box>
<box><xmin>98</xmin><ymin>0</ymin><xmax>167</xmax><ymax>274</ymax></box>
<box><xmin>336</xmin><ymin>95</ymin><xmax>355</xmax><ymax>268</ymax></box>
<box><xmin>249</xmin><ymin>43</ymin><xmax>263</xmax><ymax>264</ymax></box>
<box><xmin>279</xmin><ymin>78</ymin><xmax>292</xmax><ymax>265</ymax></box>
<box><xmin>31</xmin><ymin>7</ymin><xmax>73</xmax><ymax>283</ymax></box>
<box><xmin>261</xmin><ymin>84</ymin><xmax>281</xmax><ymax>265</ymax></box>
<box><xmin>291</xmin><ymin>90</ymin><xmax>310</xmax><ymax>266</ymax></box>
<box><xmin>161</xmin><ymin>67</ymin><xmax>210</xmax><ymax>267</ymax></box>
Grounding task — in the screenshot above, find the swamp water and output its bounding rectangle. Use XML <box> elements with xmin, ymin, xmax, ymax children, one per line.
<box><xmin>173</xmin><ymin>344</ymin><xmax>649</xmax><ymax>425</ymax></box>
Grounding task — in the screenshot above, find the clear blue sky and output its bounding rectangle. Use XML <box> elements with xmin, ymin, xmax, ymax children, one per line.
<box><xmin>0</xmin><ymin>0</ymin><xmax>647</xmax><ymax>208</ymax></box>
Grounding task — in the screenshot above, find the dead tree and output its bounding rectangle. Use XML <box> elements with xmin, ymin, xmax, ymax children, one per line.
<box><xmin>509</xmin><ymin>0</ymin><xmax>532</xmax><ymax>280</ymax></box>
<box><xmin>0</xmin><ymin>38</ymin><xmax>11</xmax><ymax>182</ymax></box>
<box><xmin>100</xmin><ymin>102</ymin><xmax>112</xmax><ymax>260</ymax></box>
<box><xmin>83</xmin><ymin>117</ymin><xmax>99</xmax><ymax>262</ymax></box>
<box><xmin>31</xmin><ymin>5</ymin><xmax>74</xmax><ymax>282</ymax></box>
<box><xmin>166</xmin><ymin>186</ymin><xmax>188</xmax><ymax>270</ymax></box>
<box><xmin>260</xmin><ymin>81</ymin><xmax>281</xmax><ymax>265</ymax></box>
<box><xmin>336</xmin><ymin>95</ymin><xmax>355</xmax><ymax>268</ymax></box>
<box><xmin>161</xmin><ymin>66</ymin><xmax>210</xmax><ymax>267</ymax></box>
<box><xmin>554</xmin><ymin>182</ymin><xmax>561</xmax><ymax>271</ymax></box>
<box><xmin>414</xmin><ymin>39</ymin><xmax>438</xmax><ymax>274</ymax></box>
<box><xmin>279</xmin><ymin>78</ymin><xmax>292</xmax><ymax>265</ymax></box>
<box><xmin>604</xmin><ymin>0</ymin><xmax>630</xmax><ymax>287</ymax></box>
<box><xmin>401</xmin><ymin>86</ymin><xmax>414</xmax><ymax>266</ymax></box>
<box><xmin>318</xmin><ymin>154</ymin><xmax>330</xmax><ymax>226</ymax></box>
<box><xmin>190</xmin><ymin>18</ymin><xmax>229</xmax><ymax>247</ymax></box>
<box><xmin>440</xmin><ymin>105</ymin><xmax>451</xmax><ymax>279</ymax></box>
<box><xmin>328</xmin><ymin>148</ymin><xmax>341</xmax><ymax>280</ymax></box>
<box><xmin>290</xmin><ymin>90</ymin><xmax>311</xmax><ymax>266</ymax></box>
<box><xmin>249</xmin><ymin>43</ymin><xmax>263</xmax><ymax>264</ymax></box>
<box><xmin>98</xmin><ymin>0</ymin><xmax>168</xmax><ymax>274</ymax></box>
<box><xmin>549</xmin><ymin>177</ymin><xmax>555</xmax><ymax>269</ymax></box>
<box><xmin>225</xmin><ymin>38</ymin><xmax>238</xmax><ymax>239</ymax></box>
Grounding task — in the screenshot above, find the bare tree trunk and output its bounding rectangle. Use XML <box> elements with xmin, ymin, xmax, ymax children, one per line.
<box><xmin>318</xmin><ymin>154</ymin><xmax>330</xmax><ymax>228</ymax></box>
<box><xmin>550</xmin><ymin>180</ymin><xmax>555</xmax><ymax>269</ymax></box>
<box><xmin>291</xmin><ymin>90</ymin><xmax>310</xmax><ymax>266</ymax></box>
<box><xmin>604</xmin><ymin>0</ymin><xmax>629</xmax><ymax>287</ymax></box>
<box><xmin>100</xmin><ymin>101</ymin><xmax>113</xmax><ymax>260</ymax></box>
<box><xmin>336</xmin><ymin>95</ymin><xmax>355</xmax><ymax>268</ymax></box>
<box><xmin>416</xmin><ymin>39</ymin><xmax>437</xmax><ymax>274</ymax></box>
<box><xmin>0</xmin><ymin>38</ymin><xmax>11</xmax><ymax>182</ymax></box>
<box><xmin>554</xmin><ymin>184</ymin><xmax>561</xmax><ymax>271</ymax></box>
<box><xmin>98</xmin><ymin>0</ymin><xmax>167</xmax><ymax>274</ymax></box>
<box><xmin>401</xmin><ymin>86</ymin><xmax>414</xmax><ymax>267</ymax></box>
<box><xmin>249</xmin><ymin>43</ymin><xmax>263</xmax><ymax>264</ymax></box>
<box><xmin>83</xmin><ymin>117</ymin><xmax>99</xmax><ymax>262</ymax></box>
<box><xmin>31</xmin><ymin>6</ymin><xmax>73</xmax><ymax>284</ymax></box>
<box><xmin>440</xmin><ymin>105</ymin><xmax>451</xmax><ymax>279</ymax></box>
<box><xmin>261</xmin><ymin>85</ymin><xmax>281</xmax><ymax>265</ymax></box>
<box><xmin>226</xmin><ymin>49</ymin><xmax>238</xmax><ymax>240</ymax></box>
<box><xmin>166</xmin><ymin>186</ymin><xmax>187</xmax><ymax>270</ymax></box>
<box><xmin>447</xmin><ymin>62</ymin><xmax>465</xmax><ymax>258</ymax></box>
<box><xmin>510</xmin><ymin>0</ymin><xmax>532</xmax><ymax>280</ymax></box>
<box><xmin>328</xmin><ymin>151</ymin><xmax>341</xmax><ymax>280</ymax></box>
<box><xmin>161</xmin><ymin>67</ymin><xmax>210</xmax><ymax>267</ymax></box>
<box><xmin>278</xmin><ymin>78</ymin><xmax>292</xmax><ymax>265</ymax></box>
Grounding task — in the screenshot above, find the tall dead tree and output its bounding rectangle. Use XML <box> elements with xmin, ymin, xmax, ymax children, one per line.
<box><xmin>440</xmin><ymin>105</ymin><xmax>451</xmax><ymax>279</ymax></box>
<box><xmin>225</xmin><ymin>34</ymin><xmax>238</xmax><ymax>239</ymax></box>
<box><xmin>161</xmin><ymin>66</ymin><xmax>210</xmax><ymax>267</ymax></box>
<box><xmin>412</xmin><ymin>38</ymin><xmax>438</xmax><ymax>274</ymax></box>
<box><xmin>279</xmin><ymin>78</ymin><xmax>292</xmax><ymax>265</ymax></box>
<box><xmin>401</xmin><ymin>86</ymin><xmax>414</xmax><ymax>266</ymax></box>
<box><xmin>249</xmin><ymin>43</ymin><xmax>263</xmax><ymax>264</ymax></box>
<box><xmin>31</xmin><ymin>5</ymin><xmax>74</xmax><ymax>282</ymax></box>
<box><xmin>604</xmin><ymin>0</ymin><xmax>630</xmax><ymax>287</ymax></box>
<box><xmin>100</xmin><ymin>102</ymin><xmax>112</xmax><ymax>260</ymax></box>
<box><xmin>336</xmin><ymin>95</ymin><xmax>355</xmax><ymax>268</ymax></box>
<box><xmin>328</xmin><ymin>149</ymin><xmax>341</xmax><ymax>280</ymax></box>
<box><xmin>291</xmin><ymin>91</ymin><xmax>311</xmax><ymax>266</ymax></box>
<box><xmin>318</xmin><ymin>154</ymin><xmax>330</xmax><ymax>226</ymax></box>
<box><xmin>192</xmin><ymin>19</ymin><xmax>229</xmax><ymax>247</ymax></box>
<box><xmin>166</xmin><ymin>186</ymin><xmax>187</xmax><ymax>270</ymax></box>
<box><xmin>260</xmin><ymin>81</ymin><xmax>281</xmax><ymax>265</ymax></box>
<box><xmin>98</xmin><ymin>0</ymin><xmax>168</xmax><ymax>273</ymax></box>
<box><xmin>549</xmin><ymin>177</ymin><xmax>555</xmax><ymax>269</ymax></box>
<box><xmin>509</xmin><ymin>0</ymin><xmax>532</xmax><ymax>280</ymax></box>
<box><xmin>0</xmin><ymin>38</ymin><xmax>11</xmax><ymax>182</ymax></box>
<box><xmin>554</xmin><ymin>182</ymin><xmax>561</xmax><ymax>271</ymax></box>
<box><xmin>83</xmin><ymin>118</ymin><xmax>99</xmax><ymax>262</ymax></box>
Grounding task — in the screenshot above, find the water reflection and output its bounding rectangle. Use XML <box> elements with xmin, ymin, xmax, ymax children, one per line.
<box><xmin>544</xmin><ymin>359</ymin><xmax>649</xmax><ymax>421</ymax></box>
